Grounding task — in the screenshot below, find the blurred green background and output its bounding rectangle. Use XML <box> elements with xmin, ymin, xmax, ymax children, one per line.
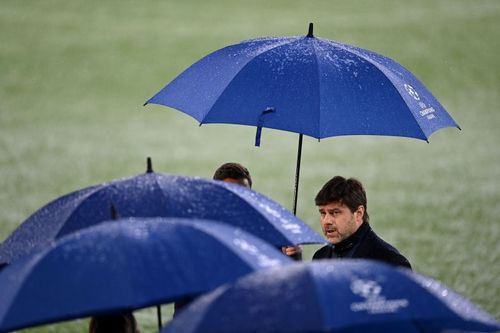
<box><xmin>1</xmin><ymin>0</ymin><xmax>499</xmax><ymax>331</ymax></box>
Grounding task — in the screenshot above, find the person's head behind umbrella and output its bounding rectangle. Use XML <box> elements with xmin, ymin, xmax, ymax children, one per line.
<box><xmin>89</xmin><ymin>312</ymin><xmax>140</xmax><ymax>333</ymax></box>
<box><xmin>213</xmin><ymin>162</ymin><xmax>252</xmax><ymax>188</ymax></box>
<box><xmin>173</xmin><ymin>161</ymin><xmax>253</xmax><ymax>315</ymax></box>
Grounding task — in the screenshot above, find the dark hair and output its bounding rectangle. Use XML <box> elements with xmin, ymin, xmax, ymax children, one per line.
<box><xmin>213</xmin><ymin>162</ymin><xmax>252</xmax><ymax>188</ymax></box>
<box><xmin>314</xmin><ymin>176</ymin><xmax>369</xmax><ymax>224</ymax></box>
<box><xmin>89</xmin><ymin>313</ymin><xmax>139</xmax><ymax>333</ymax></box>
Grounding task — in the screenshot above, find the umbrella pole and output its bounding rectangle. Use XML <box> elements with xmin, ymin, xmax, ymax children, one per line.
<box><xmin>157</xmin><ymin>305</ymin><xmax>162</xmax><ymax>330</ymax></box>
<box><xmin>292</xmin><ymin>134</ymin><xmax>303</xmax><ymax>215</ymax></box>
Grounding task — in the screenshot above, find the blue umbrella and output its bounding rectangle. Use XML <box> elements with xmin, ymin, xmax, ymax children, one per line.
<box><xmin>145</xmin><ymin>23</ymin><xmax>460</xmax><ymax>214</ymax></box>
<box><xmin>162</xmin><ymin>260</ymin><xmax>499</xmax><ymax>333</ymax></box>
<box><xmin>0</xmin><ymin>218</ymin><xmax>292</xmax><ymax>333</ymax></box>
<box><xmin>0</xmin><ymin>158</ymin><xmax>325</xmax><ymax>265</ymax></box>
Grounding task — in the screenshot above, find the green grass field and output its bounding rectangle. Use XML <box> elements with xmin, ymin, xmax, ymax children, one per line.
<box><xmin>1</xmin><ymin>0</ymin><xmax>499</xmax><ymax>331</ymax></box>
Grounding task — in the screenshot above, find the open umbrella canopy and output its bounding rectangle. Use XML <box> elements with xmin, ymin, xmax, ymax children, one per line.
<box><xmin>0</xmin><ymin>164</ymin><xmax>324</xmax><ymax>265</ymax></box>
<box><xmin>145</xmin><ymin>23</ymin><xmax>459</xmax><ymax>142</ymax></box>
<box><xmin>162</xmin><ymin>260</ymin><xmax>499</xmax><ymax>333</ymax></box>
<box><xmin>0</xmin><ymin>218</ymin><xmax>292</xmax><ymax>333</ymax></box>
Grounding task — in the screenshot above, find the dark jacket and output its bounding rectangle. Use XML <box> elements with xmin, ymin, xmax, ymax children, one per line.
<box><xmin>312</xmin><ymin>222</ymin><xmax>412</xmax><ymax>269</ymax></box>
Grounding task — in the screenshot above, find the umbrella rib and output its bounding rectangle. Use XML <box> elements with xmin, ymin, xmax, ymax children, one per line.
<box><xmin>52</xmin><ymin>182</ymin><xmax>118</xmax><ymax>239</ymax></box>
<box><xmin>310</xmin><ymin>39</ymin><xmax>323</xmax><ymax>138</ymax></box>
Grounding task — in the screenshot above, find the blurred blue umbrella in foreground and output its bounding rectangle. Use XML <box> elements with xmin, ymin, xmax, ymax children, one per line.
<box><xmin>0</xmin><ymin>158</ymin><xmax>324</xmax><ymax>266</ymax></box>
<box><xmin>0</xmin><ymin>218</ymin><xmax>292</xmax><ymax>333</ymax></box>
<box><xmin>145</xmin><ymin>23</ymin><xmax>460</xmax><ymax>214</ymax></box>
<box><xmin>162</xmin><ymin>260</ymin><xmax>499</xmax><ymax>333</ymax></box>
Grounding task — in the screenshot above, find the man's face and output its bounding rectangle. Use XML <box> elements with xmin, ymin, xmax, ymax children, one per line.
<box><xmin>223</xmin><ymin>177</ymin><xmax>251</xmax><ymax>188</ymax></box>
<box><xmin>318</xmin><ymin>201</ymin><xmax>364</xmax><ymax>244</ymax></box>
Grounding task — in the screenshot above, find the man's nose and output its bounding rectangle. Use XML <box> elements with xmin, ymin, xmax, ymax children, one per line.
<box><xmin>323</xmin><ymin>214</ymin><xmax>334</xmax><ymax>224</ymax></box>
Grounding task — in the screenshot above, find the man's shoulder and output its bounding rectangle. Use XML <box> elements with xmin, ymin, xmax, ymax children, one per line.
<box><xmin>361</xmin><ymin>229</ymin><xmax>399</xmax><ymax>252</ymax></box>
<box><xmin>356</xmin><ymin>228</ymin><xmax>412</xmax><ymax>269</ymax></box>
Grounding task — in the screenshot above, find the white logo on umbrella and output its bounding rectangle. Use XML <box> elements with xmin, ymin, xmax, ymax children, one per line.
<box><xmin>404</xmin><ymin>83</ymin><xmax>420</xmax><ymax>101</ymax></box>
<box><xmin>350</xmin><ymin>278</ymin><xmax>409</xmax><ymax>314</ymax></box>
<box><xmin>351</xmin><ymin>279</ymin><xmax>382</xmax><ymax>300</ymax></box>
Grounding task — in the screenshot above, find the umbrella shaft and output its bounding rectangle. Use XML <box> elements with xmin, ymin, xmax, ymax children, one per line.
<box><xmin>157</xmin><ymin>305</ymin><xmax>162</xmax><ymax>329</ymax></box>
<box><xmin>293</xmin><ymin>134</ymin><xmax>303</xmax><ymax>215</ymax></box>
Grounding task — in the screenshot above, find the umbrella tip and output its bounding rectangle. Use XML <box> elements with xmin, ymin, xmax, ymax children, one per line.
<box><xmin>307</xmin><ymin>23</ymin><xmax>314</xmax><ymax>37</ymax></box>
<box><xmin>111</xmin><ymin>203</ymin><xmax>119</xmax><ymax>220</ymax></box>
<box><xmin>146</xmin><ymin>157</ymin><xmax>153</xmax><ymax>173</ymax></box>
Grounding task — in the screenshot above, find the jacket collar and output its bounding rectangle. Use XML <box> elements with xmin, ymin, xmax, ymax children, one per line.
<box><xmin>332</xmin><ymin>222</ymin><xmax>371</xmax><ymax>256</ymax></box>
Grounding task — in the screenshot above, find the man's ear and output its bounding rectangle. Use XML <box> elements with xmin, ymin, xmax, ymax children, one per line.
<box><xmin>355</xmin><ymin>205</ymin><xmax>365</xmax><ymax>223</ymax></box>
